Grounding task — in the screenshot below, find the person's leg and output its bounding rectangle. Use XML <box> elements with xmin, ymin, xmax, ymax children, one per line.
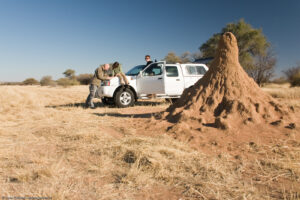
<box><xmin>116</xmin><ymin>73</ymin><xmax>125</xmax><ymax>85</ymax></box>
<box><xmin>85</xmin><ymin>84</ymin><xmax>98</xmax><ymax>108</ymax></box>
<box><xmin>120</xmin><ymin>72</ymin><xmax>129</xmax><ymax>85</ymax></box>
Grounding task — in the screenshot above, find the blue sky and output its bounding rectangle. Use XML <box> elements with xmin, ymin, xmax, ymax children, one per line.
<box><xmin>0</xmin><ymin>0</ymin><xmax>299</xmax><ymax>82</ymax></box>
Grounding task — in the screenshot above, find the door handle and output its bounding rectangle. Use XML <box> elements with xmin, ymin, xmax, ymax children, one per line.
<box><xmin>158</xmin><ymin>77</ymin><xmax>162</xmax><ymax>80</ymax></box>
<box><xmin>176</xmin><ymin>79</ymin><xmax>180</xmax><ymax>81</ymax></box>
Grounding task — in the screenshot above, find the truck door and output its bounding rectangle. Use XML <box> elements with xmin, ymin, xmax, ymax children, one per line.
<box><xmin>164</xmin><ymin>65</ymin><xmax>184</xmax><ymax>95</ymax></box>
<box><xmin>137</xmin><ymin>63</ymin><xmax>165</xmax><ymax>95</ymax></box>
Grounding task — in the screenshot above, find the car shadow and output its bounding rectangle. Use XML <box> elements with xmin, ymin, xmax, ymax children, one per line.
<box><xmin>134</xmin><ymin>101</ymin><xmax>168</xmax><ymax>106</ymax></box>
<box><xmin>93</xmin><ymin>111</ymin><xmax>164</xmax><ymax>119</ymax></box>
<box><xmin>46</xmin><ymin>102</ymin><xmax>109</xmax><ymax>109</ymax></box>
<box><xmin>46</xmin><ymin>100</ymin><xmax>168</xmax><ymax>110</ymax></box>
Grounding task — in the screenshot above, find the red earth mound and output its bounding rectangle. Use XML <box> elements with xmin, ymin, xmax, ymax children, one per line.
<box><xmin>163</xmin><ymin>32</ymin><xmax>294</xmax><ymax>131</ymax></box>
<box><xmin>146</xmin><ymin>32</ymin><xmax>298</xmax><ymax>154</ymax></box>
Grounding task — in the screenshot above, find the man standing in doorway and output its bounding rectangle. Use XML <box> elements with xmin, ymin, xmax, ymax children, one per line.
<box><xmin>145</xmin><ymin>55</ymin><xmax>153</xmax><ymax>66</ymax></box>
<box><xmin>85</xmin><ymin>64</ymin><xmax>112</xmax><ymax>109</ymax></box>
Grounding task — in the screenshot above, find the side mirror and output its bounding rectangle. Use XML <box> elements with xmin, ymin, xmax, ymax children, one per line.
<box><xmin>139</xmin><ymin>71</ymin><xmax>143</xmax><ymax>77</ymax></box>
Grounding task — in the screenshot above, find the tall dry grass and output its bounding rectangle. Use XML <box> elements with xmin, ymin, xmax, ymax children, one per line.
<box><xmin>0</xmin><ymin>85</ymin><xmax>299</xmax><ymax>199</ymax></box>
<box><xmin>263</xmin><ymin>83</ymin><xmax>300</xmax><ymax>98</ymax></box>
<box><xmin>262</xmin><ymin>83</ymin><xmax>300</xmax><ymax>108</ymax></box>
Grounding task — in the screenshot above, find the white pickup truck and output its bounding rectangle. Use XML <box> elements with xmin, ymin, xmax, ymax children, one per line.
<box><xmin>95</xmin><ymin>61</ymin><xmax>208</xmax><ymax>107</ymax></box>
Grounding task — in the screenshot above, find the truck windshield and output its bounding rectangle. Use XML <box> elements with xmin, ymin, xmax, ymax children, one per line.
<box><xmin>126</xmin><ymin>65</ymin><xmax>146</xmax><ymax>76</ymax></box>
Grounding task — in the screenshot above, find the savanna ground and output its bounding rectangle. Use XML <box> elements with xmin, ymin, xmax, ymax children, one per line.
<box><xmin>0</xmin><ymin>84</ymin><xmax>299</xmax><ymax>200</ymax></box>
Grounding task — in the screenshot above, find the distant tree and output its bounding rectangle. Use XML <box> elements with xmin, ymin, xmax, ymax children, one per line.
<box><xmin>164</xmin><ymin>51</ymin><xmax>193</xmax><ymax>64</ymax></box>
<box><xmin>57</xmin><ymin>78</ymin><xmax>80</xmax><ymax>87</ymax></box>
<box><xmin>199</xmin><ymin>19</ymin><xmax>272</xmax><ymax>83</ymax></box>
<box><xmin>164</xmin><ymin>52</ymin><xmax>182</xmax><ymax>64</ymax></box>
<box><xmin>192</xmin><ymin>51</ymin><xmax>203</xmax><ymax>61</ymax></box>
<box><xmin>283</xmin><ymin>64</ymin><xmax>300</xmax><ymax>82</ymax></box>
<box><xmin>290</xmin><ymin>72</ymin><xmax>300</xmax><ymax>87</ymax></box>
<box><xmin>283</xmin><ymin>63</ymin><xmax>300</xmax><ymax>87</ymax></box>
<box><xmin>40</xmin><ymin>76</ymin><xmax>56</xmax><ymax>86</ymax></box>
<box><xmin>247</xmin><ymin>49</ymin><xmax>276</xmax><ymax>86</ymax></box>
<box><xmin>180</xmin><ymin>51</ymin><xmax>193</xmax><ymax>63</ymax></box>
<box><xmin>23</xmin><ymin>78</ymin><xmax>40</xmax><ymax>85</ymax></box>
<box><xmin>76</xmin><ymin>73</ymin><xmax>93</xmax><ymax>85</ymax></box>
<box><xmin>63</xmin><ymin>69</ymin><xmax>76</xmax><ymax>79</ymax></box>
<box><xmin>1</xmin><ymin>82</ymin><xmax>22</xmax><ymax>85</ymax></box>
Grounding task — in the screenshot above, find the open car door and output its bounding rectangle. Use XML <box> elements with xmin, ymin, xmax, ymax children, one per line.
<box><xmin>136</xmin><ymin>62</ymin><xmax>165</xmax><ymax>95</ymax></box>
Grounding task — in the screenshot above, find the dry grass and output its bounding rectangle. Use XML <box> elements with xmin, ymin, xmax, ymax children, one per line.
<box><xmin>262</xmin><ymin>83</ymin><xmax>300</xmax><ymax>108</ymax></box>
<box><xmin>263</xmin><ymin>83</ymin><xmax>300</xmax><ymax>98</ymax></box>
<box><xmin>0</xmin><ymin>85</ymin><xmax>299</xmax><ymax>199</ymax></box>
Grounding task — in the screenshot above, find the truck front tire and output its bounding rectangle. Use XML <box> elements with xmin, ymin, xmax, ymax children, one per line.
<box><xmin>114</xmin><ymin>88</ymin><xmax>135</xmax><ymax>108</ymax></box>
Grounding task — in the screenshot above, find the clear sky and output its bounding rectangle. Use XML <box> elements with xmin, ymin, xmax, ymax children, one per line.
<box><xmin>0</xmin><ymin>0</ymin><xmax>299</xmax><ymax>82</ymax></box>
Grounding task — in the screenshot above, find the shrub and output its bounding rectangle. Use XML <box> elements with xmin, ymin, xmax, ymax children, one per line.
<box><xmin>76</xmin><ymin>73</ymin><xmax>93</xmax><ymax>85</ymax></box>
<box><xmin>291</xmin><ymin>72</ymin><xmax>300</xmax><ymax>87</ymax></box>
<box><xmin>0</xmin><ymin>82</ymin><xmax>22</xmax><ymax>85</ymax></box>
<box><xmin>22</xmin><ymin>78</ymin><xmax>40</xmax><ymax>85</ymax></box>
<box><xmin>57</xmin><ymin>78</ymin><xmax>80</xmax><ymax>87</ymax></box>
<box><xmin>40</xmin><ymin>76</ymin><xmax>56</xmax><ymax>86</ymax></box>
<box><xmin>63</xmin><ymin>69</ymin><xmax>76</xmax><ymax>79</ymax></box>
<box><xmin>283</xmin><ymin>66</ymin><xmax>300</xmax><ymax>81</ymax></box>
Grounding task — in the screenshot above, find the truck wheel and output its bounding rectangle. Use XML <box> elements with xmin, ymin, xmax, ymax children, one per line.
<box><xmin>114</xmin><ymin>88</ymin><xmax>135</xmax><ymax>108</ymax></box>
<box><xmin>102</xmin><ymin>97</ymin><xmax>114</xmax><ymax>105</ymax></box>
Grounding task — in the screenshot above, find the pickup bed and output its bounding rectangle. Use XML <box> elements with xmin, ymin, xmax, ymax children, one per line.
<box><xmin>95</xmin><ymin>61</ymin><xmax>208</xmax><ymax>107</ymax></box>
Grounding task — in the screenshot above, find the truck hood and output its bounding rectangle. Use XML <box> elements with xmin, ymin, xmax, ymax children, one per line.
<box><xmin>109</xmin><ymin>76</ymin><xmax>136</xmax><ymax>86</ymax></box>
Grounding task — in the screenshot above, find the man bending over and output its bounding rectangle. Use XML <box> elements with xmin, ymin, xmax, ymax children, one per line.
<box><xmin>85</xmin><ymin>64</ymin><xmax>112</xmax><ymax>109</ymax></box>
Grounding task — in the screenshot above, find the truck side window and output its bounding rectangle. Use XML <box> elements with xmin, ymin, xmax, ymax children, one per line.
<box><xmin>186</xmin><ymin>65</ymin><xmax>206</xmax><ymax>75</ymax></box>
<box><xmin>166</xmin><ymin>66</ymin><xmax>179</xmax><ymax>77</ymax></box>
<box><xmin>143</xmin><ymin>64</ymin><xmax>162</xmax><ymax>76</ymax></box>
<box><xmin>186</xmin><ymin>66</ymin><xmax>197</xmax><ymax>75</ymax></box>
<box><xmin>196</xmin><ymin>66</ymin><xmax>207</xmax><ymax>75</ymax></box>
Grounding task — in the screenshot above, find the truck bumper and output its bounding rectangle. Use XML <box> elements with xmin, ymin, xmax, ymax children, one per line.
<box><xmin>96</xmin><ymin>86</ymin><xmax>114</xmax><ymax>98</ymax></box>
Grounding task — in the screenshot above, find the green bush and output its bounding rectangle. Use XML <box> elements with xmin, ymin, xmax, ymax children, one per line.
<box><xmin>291</xmin><ymin>72</ymin><xmax>300</xmax><ymax>87</ymax></box>
<box><xmin>23</xmin><ymin>78</ymin><xmax>40</xmax><ymax>85</ymax></box>
<box><xmin>40</xmin><ymin>76</ymin><xmax>56</xmax><ymax>86</ymax></box>
<box><xmin>57</xmin><ymin>78</ymin><xmax>80</xmax><ymax>87</ymax></box>
<box><xmin>76</xmin><ymin>73</ymin><xmax>93</xmax><ymax>85</ymax></box>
